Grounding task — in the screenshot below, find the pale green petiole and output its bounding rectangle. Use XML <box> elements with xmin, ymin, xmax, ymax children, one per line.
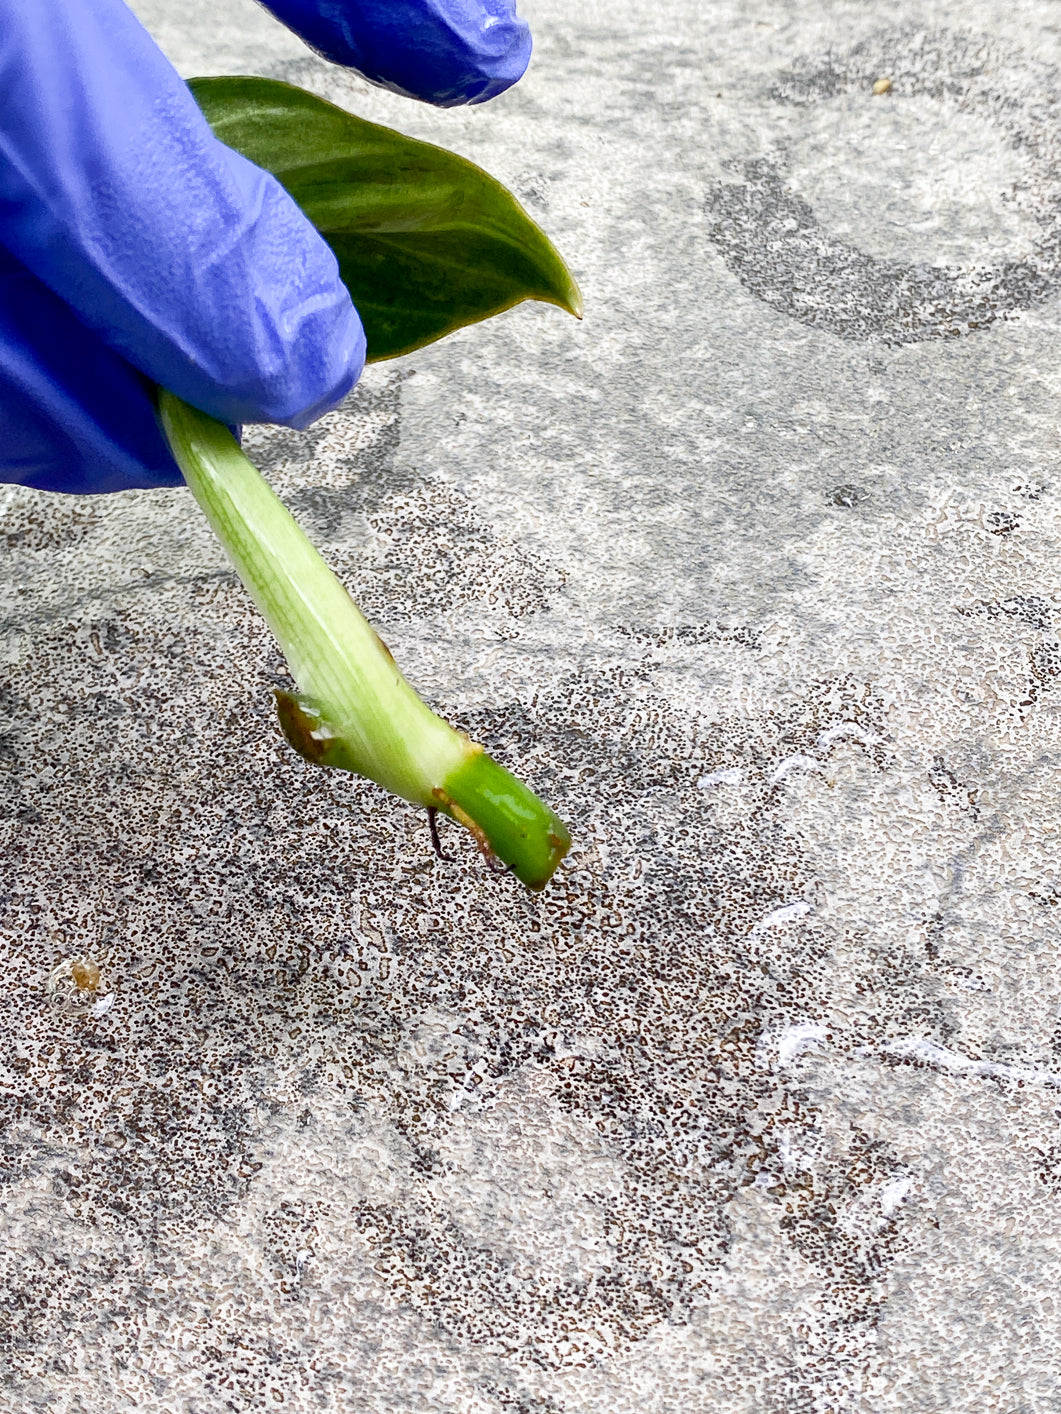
<box><xmin>158</xmin><ymin>389</ymin><xmax>571</xmax><ymax>891</ymax></box>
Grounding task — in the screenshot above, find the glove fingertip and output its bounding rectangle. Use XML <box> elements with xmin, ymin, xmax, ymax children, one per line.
<box><xmin>278</xmin><ymin>303</ymin><xmax>367</xmax><ymax>430</ymax></box>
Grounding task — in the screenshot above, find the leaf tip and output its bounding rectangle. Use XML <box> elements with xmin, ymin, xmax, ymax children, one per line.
<box><xmin>540</xmin><ymin>273</ymin><xmax>582</xmax><ymax>321</ymax></box>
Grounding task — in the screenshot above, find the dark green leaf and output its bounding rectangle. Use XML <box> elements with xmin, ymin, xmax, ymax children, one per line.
<box><xmin>189</xmin><ymin>76</ymin><xmax>582</xmax><ymax>361</ymax></box>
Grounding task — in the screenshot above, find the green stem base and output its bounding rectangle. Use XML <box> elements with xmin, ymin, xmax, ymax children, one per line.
<box><xmin>438</xmin><ymin>752</ymin><xmax>570</xmax><ymax>892</ymax></box>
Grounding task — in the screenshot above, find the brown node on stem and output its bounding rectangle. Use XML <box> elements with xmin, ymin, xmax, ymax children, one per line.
<box><xmin>274</xmin><ymin>688</ymin><xmax>330</xmax><ymax>765</ymax></box>
<box><xmin>273</xmin><ymin>689</ymin><xmax>364</xmax><ymax>775</ymax></box>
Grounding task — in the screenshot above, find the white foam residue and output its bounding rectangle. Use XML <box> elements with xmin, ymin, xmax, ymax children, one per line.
<box><xmin>769</xmin><ymin>754</ymin><xmax>824</xmax><ymax>785</ymax></box>
<box><xmin>778</xmin><ymin>1131</ymin><xmax>798</xmax><ymax>1171</ymax></box>
<box><xmin>878</xmin><ymin>1175</ymin><xmax>914</xmax><ymax>1217</ymax></box>
<box><xmin>698</xmin><ymin>767</ymin><xmax>743</xmax><ymax>788</ymax></box>
<box><xmin>750</xmin><ymin>900</ymin><xmax>813</xmax><ymax>936</ymax></box>
<box><xmin>776</xmin><ymin>1022</ymin><xmax>828</xmax><ymax>1066</ymax></box>
<box><xmin>90</xmin><ymin>993</ymin><xmax>115</xmax><ymax>1019</ymax></box>
<box><xmin>817</xmin><ymin>722</ymin><xmax>882</xmax><ymax>749</ymax></box>
<box><xmin>885</xmin><ymin>1036</ymin><xmax>1061</xmax><ymax>1088</ymax></box>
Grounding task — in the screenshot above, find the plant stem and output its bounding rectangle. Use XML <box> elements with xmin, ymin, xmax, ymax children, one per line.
<box><xmin>158</xmin><ymin>389</ymin><xmax>570</xmax><ymax>891</ymax></box>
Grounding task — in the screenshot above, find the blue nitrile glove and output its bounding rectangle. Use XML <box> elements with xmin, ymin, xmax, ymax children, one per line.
<box><xmin>0</xmin><ymin>0</ymin><xmax>364</xmax><ymax>495</ymax></box>
<box><xmin>260</xmin><ymin>0</ymin><xmax>531</xmax><ymax>106</ymax></box>
<box><xmin>0</xmin><ymin>0</ymin><xmax>530</xmax><ymax>496</ymax></box>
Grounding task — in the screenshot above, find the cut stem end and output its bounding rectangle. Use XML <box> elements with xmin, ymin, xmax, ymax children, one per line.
<box><xmin>436</xmin><ymin>752</ymin><xmax>571</xmax><ymax>892</ymax></box>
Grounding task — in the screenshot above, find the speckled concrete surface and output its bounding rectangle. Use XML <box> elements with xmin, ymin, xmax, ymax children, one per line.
<box><xmin>4</xmin><ymin>1</ymin><xmax>1061</xmax><ymax>1409</ymax></box>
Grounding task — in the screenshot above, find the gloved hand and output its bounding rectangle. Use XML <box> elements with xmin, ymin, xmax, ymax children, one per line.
<box><xmin>0</xmin><ymin>0</ymin><xmax>531</xmax><ymax>495</ymax></box>
<box><xmin>260</xmin><ymin>0</ymin><xmax>531</xmax><ymax>106</ymax></box>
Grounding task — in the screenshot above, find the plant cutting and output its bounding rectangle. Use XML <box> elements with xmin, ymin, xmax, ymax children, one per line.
<box><xmin>160</xmin><ymin>77</ymin><xmax>582</xmax><ymax>891</ymax></box>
